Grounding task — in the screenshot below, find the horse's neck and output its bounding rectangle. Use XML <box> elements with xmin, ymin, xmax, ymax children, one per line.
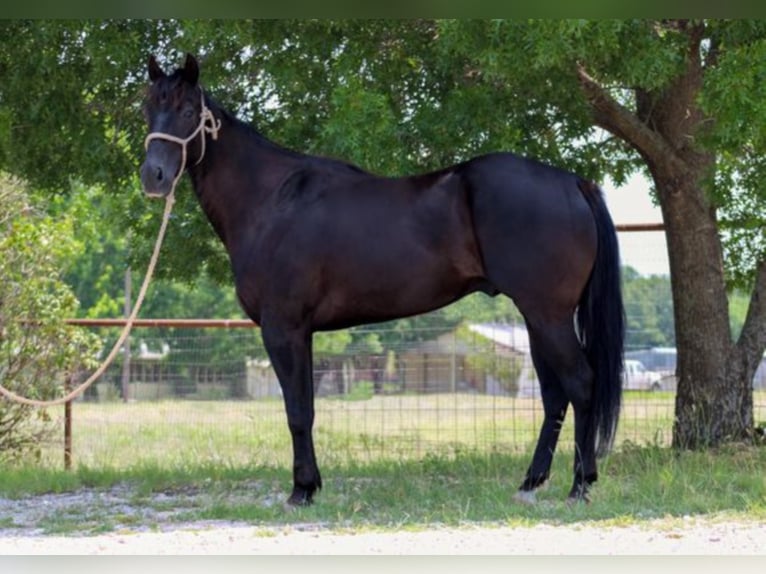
<box><xmin>188</xmin><ymin>117</ymin><xmax>298</xmax><ymax>244</ymax></box>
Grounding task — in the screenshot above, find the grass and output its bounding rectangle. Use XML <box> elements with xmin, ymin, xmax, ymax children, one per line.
<box><xmin>1</xmin><ymin>442</ymin><xmax>764</xmax><ymax>535</ymax></box>
<box><xmin>0</xmin><ymin>393</ymin><xmax>764</xmax><ymax>534</ymax></box>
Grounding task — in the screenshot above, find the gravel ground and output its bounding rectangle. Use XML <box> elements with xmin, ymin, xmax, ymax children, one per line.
<box><xmin>1</xmin><ymin>488</ymin><xmax>764</xmax><ymax>555</ymax></box>
<box><xmin>1</xmin><ymin>519</ymin><xmax>765</xmax><ymax>554</ymax></box>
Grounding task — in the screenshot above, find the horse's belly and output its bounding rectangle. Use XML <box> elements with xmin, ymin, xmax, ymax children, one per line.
<box><xmin>312</xmin><ymin>259</ymin><xmax>481</xmax><ymax>331</ymax></box>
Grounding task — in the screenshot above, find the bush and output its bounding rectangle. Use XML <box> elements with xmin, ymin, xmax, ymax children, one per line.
<box><xmin>0</xmin><ymin>175</ymin><xmax>100</xmax><ymax>464</ymax></box>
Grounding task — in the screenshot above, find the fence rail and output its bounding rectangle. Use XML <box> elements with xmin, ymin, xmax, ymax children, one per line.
<box><xmin>66</xmin><ymin>318</ymin><xmax>258</xmax><ymax>328</ymax></box>
<box><xmin>615</xmin><ymin>223</ymin><xmax>665</xmax><ymax>232</ymax></box>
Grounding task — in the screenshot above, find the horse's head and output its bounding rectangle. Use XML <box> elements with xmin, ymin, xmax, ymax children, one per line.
<box><xmin>140</xmin><ymin>53</ymin><xmax>218</xmax><ymax>198</ymax></box>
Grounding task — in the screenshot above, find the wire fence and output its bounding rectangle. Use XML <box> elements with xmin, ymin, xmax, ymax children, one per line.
<box><xmin>49</xmin><ymin>323</ymin><xmax>765</xmax><ymax>471</ymax></box>
<box><xmin>32</xmin><ymin>227</ymin><xmax>766</xmax><ymax>470</ymax></box>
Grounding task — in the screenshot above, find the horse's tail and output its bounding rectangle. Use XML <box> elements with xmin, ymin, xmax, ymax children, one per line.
<box><xmin>576</xmin><ymin>179</ymin><xmax>625</xmax><ymax>458</ymax></box>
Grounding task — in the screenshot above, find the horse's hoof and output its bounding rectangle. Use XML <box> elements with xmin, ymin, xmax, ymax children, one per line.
<box><xmin>512</xmin><ymin>490</ymin><xmax>537</xmax><ymax>505</ymax></box>
<box><xmin>285</xmin><ymin>489</ymin><xmax>314</xmax><ymax>507</ymax></box>
<box><xmin>285</xmin><ymin>499</ymin><xmax>312</xmax><ymax>510</ymax></box>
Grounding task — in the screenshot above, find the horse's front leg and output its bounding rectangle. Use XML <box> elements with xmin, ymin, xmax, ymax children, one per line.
<box><xmin>261</xmin><ymin>320</ymin><xmax>321</xmax><ymax>505</ymax></box>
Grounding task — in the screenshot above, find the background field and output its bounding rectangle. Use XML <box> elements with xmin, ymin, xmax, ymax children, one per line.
<box><xmin>40</xmin><ymin>391</ymin><xmax>764</xmax><ymax>471</ymax></box>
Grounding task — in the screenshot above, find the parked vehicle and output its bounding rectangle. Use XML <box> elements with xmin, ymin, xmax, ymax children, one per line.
<box><xmin>622</xmin><ymin>359</ymin><xmax>663</xmax><ymax>391</ymax></box>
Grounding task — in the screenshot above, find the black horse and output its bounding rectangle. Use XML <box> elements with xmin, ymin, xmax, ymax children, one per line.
<box><xmin>140</xmin><ymin>54</ymin><xmax>624</xmax><ymax>505</ymax></box>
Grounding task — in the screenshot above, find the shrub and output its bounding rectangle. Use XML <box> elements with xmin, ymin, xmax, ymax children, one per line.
<box><xmin>0</xmin><ymin>175</ymin><xmax>100</xmax><ymax>464</ymax></box>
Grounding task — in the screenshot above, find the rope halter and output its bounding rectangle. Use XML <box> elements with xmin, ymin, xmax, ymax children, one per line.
<box><xmin>144</xmin><ymin>87</ymin><xmax>222</xmax><ymax>195</ymax></box>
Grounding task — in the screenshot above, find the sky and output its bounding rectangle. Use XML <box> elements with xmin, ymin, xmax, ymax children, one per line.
<box><xmin>602</xmin><ymin>173</ymin><xmax>670</xmax><ymax>277</ymax></box>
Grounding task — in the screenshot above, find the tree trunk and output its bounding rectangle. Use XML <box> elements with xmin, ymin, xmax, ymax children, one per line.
<box><xmin>651</xmin><ymin>165</ymin><xmax>753</xmax><ymax>448</ymax></box>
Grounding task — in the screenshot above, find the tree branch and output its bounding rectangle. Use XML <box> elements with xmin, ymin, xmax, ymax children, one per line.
<box><xmin>575</xmin><ymin>63</ymin><xmax>688</xmax><ymax>174</ymax></box>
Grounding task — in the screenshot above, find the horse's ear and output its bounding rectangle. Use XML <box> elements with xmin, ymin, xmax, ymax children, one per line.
<box><xmin>147</xmin><ymin>55</ymin><xmax>165</xmax><ymax>82</ymax></box>
<box><xmin>182</xmin><ymin>53</ymin><xmax>199</xmax><ymax>85</ymax></box>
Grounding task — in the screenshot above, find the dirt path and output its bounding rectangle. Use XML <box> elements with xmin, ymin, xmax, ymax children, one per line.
<box><xmin>1</xmin><ymin>518</ymin><xmax>765</xmax><ymax>554</ymax></box>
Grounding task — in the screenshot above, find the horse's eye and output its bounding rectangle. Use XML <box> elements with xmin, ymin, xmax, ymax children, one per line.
<box><xmin>183</xmin><ymin>107</ymin><xmax>195</xmax><ymax>119</ymax></box>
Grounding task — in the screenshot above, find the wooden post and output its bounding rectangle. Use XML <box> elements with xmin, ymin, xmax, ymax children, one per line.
<box><xmin>121</xmin><ymin>268</ymin><xmax>131</xmax><ymax>402</ymax></box>
<box><xmin>64</xmin><ymin>375</ymin><xmax>73</xmax><ymax>471</ymax></box>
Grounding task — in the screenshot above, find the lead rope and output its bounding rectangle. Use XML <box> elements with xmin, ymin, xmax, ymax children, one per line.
<box><xmin>0</xmin><ymin>192</ymin><xmax>176</xmax><ymax>407</ymax></box>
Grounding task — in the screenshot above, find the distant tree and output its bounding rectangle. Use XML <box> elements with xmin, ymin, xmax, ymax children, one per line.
<box><xmin>622</xmin><ymin>267</ymin><xmax>674</xmax><ymax>350</ymax></box>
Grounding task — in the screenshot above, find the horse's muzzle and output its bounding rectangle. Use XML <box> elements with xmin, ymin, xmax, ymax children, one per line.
<box><xmin>140</xmin><ymin>159</ymin><xmax>174</xmax><ymax>198</ymax></box>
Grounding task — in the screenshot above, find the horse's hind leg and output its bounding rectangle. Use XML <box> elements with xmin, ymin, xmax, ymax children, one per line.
<box><xmin>523</xmin><ymin>318</ymin><xmax>597</xmax><ymax>502</ymax></box>
<box><xmin>514</xmin><ymin>337</ymin><xmax>569</xmax><ymax>504</ymax></box>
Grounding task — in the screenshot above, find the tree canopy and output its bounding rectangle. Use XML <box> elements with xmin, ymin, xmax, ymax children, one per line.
<box><xmin>1</xmin><ymin>20</ymin><xmax>762</xmax><ymax>283</ymax></box>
